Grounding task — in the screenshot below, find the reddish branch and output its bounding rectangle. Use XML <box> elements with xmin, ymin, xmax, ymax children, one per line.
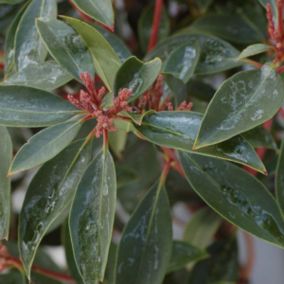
<box><xmin>147</xmin><ymin>0</ymin><xmax>164</xmax><ymax>51</ymax></box>
<box><xmin>267</xmin><ymin>0</ymin><xmax>284</xmax><ymax>63</ymax></box>
<box><xmin>0</xmin><ymin>244</ymin><xmax>75</xmax><ymax>283</ymax></box>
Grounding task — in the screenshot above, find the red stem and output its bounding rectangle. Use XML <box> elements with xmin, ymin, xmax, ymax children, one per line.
<box><xmin>147</xmin><ymin>0</ymin><xmax>164</xmax><ymax>52</ymax></box>
<box><xmin>0</xmin><ymin>254</ymin><xmax>75</xmax><ymax>284</ymax></box>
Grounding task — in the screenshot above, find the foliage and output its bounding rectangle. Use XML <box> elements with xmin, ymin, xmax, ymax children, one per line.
<box><xmin>0</xmin><ymin>0</ymin><xmax>284</xmax><ymax>283</ymax></box>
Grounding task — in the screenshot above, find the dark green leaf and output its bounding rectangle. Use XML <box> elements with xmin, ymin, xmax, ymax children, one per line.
<box><xmin>3</xmin><ymin>60</ymin><xmax>72</xmax><ymax>91</ymax></box>
<box><xmin>180</xmin><ymin>152</ymin><xmax>284</xmax><ymax>247</ymax></box>
<box><xmin>0</xmin><ymin>127</ymin><xmax>12</xmax><ymax>239</ymax></box>
<box><xmin>71</xmin><ymin>0</ymin><xmax>114</xmax><ymax>28</ymax></box>
<box><xmin>0</xmin><ymin>86</ymin><xmax>79</xmax><ymax>127</ymax></box>
<box><xmin>188</xmin><ymin>238</ymin><xmax>238</xmax><ymax>284</ymax></box>
<box><xmin>195</xmin><ymin>66</ymin><xmax>284</xmax><ymax>148</ymax></box>
<box><xmin>147</xmin><ymin>34</ymin><xmax>240</xmax><ymax>75</ymax></box>
<box><xmin>19</xmin><ymin>139</ymin><xmax>94</xmax><ymax>277</ymax></box>
<box><xmin>4</xmin><ymin>2</ymin><xmax>27</xmax><ymax>77</ymax></box>
<box><xmin>183</xmin><ymin>208</ymin><xmax>222</xmax><ymax>249</ymax></box>
<box><xmin>163</xmin><ymin>41</ymin><xmax>200</xmax><ymax>83</ymax></box>
<box><xmin>10</xmin><ymin>118</ymin><xmax>82</xmax><ymax>175</ymax></box>
<box><xmin>15</xmin><ymin>0</ymin><xmax>57</xmax><ymax>70</ymax></box>
<box><xmin>190</xmin><ymin>13</ymin><xmax>264</xmax><ymax>44</ymax></box>
<box><xmin>114</xmin><ymin>56</ymin><xmax>162</xmax><ymax>101</ymax></box>
<box><xmin>242</xmin><ymin>127</ymin><xmax>277</xmax><ymax>150</ymax></box>
<box><xmin>168</xmin><ymin>241</ymin><xmax>208</xmax><ymax>273</ymax></box>
<box><xmin>276</xmin><ymin>140</ymin><xmax>284</xmax><ymax>217</ymax></box>
<box><xmin>62</xmin><ymin>16</ymin><xmax>121</xmax><ymax>90</ymax></box>
<box><xmin>136</xmin><ymin>111</ymin><xmax>266</xmax><ymax>173</ymax></box>
<box><xmin>96</xmin><ymin>25</ymin><xmax>131</xmax><ymax>63</ymax></box>
<box><xmin>116</xmin><ymin>184</ymin><xmax>172</xmax><ymax>284</ymax></box>
<box><xmin>138</xmin><ymin>4</ymin><xmax>170</xmax><ymax>52</ymax></box>
<box><xmin>36</xmin><ymin>19</ymin><xmax>95</xmax><ymax>81</ymax></box>
<box><xmin>69</xmin><ymin>149</ymin><xmax>117</xmax><ymax>283</ymax></box>
<box><xmin>64</xmin><ymin>223</ymin><xmax>84</xmax><ymax>284</ymax></box>
<box><xmin>0</xmin><ymin>269</ymin><xmax>25</xmax><ymax>284</ymax></box>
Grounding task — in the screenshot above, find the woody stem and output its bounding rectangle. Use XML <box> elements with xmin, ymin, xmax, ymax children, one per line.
<box><xmin>147</xmin><ymin>0</ymin><xmax>164</xmax><ymax>51</ymax></box>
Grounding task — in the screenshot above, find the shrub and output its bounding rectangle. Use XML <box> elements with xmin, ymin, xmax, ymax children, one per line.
<box><xmin>0</xmin><ymin>0</ymin><xmax>284</xmax><ymax>283</ymax></box>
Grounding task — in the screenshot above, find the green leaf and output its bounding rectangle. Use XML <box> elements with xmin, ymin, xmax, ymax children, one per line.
<box><xmin>62</xmin><ymin>16</ymin><xmax>121</xmax><ymax>91</ymax></box>
<box><xmin>0</xmin><ymin>85</ymin><xmax>79</xmax><ymax>127</ymax></box>
<box><xmin>0</xmin><ymin>269</ymin><xmax>25</xmax><ymax>284</ymax></box>
<box><xmin>0</xmin><ymin>0</ymin><xmax>24</xmax><ymax>3</ymax></box>
<box><xmin>36</xmin><ymin>19</ymin><xmax>95</xmax><ymax>81</ymax></box>
<box><xmin>194</xmin><ymin>0</ymin><xmax>213</xmax><ymax>13</ymax></box>
<box><xmin>0</xmin><ymin>127</ymin><xmax>12</xmax><ymax>240</ymax></box>
<box><xmin>168</xmin><ymin>241</ymin><xmax>208</xmax><ymax>273</ymax></box>
<box><xmin>15</xmin><ymin>0</ymin><xmax>57</xmax><ymax>70</ymax></box>
<box><xmin>147</xmin><ymin>34</ymin><xmax>240</xmax><ymax>75</ymax></box>
<box><xmin>195</xmin><ymin>65</ymin><xmax>284</xmax><ymax>148</ymax></box>
<box><xmin>190</xmin><ymin>13</ymin><xmax>264</xmax><ymax>44</ymax></box>
<box><xmin>64</xmin><ymin>223</ymin><xmax>84</xmax><ymax>284</ymax></box>
<box><xmin>109</xmin><ymin>129</ymin><xmax>128</xmax><ymax>159</ymax></box>
<box><xmin>116</xmin><ymin>184</ymin><xmax>172</xmax><ymax>284</ymax></box>
<box><xmin>4</xmin><ymin>2</ymin><xmax>27</xmax><ymax>77</ymax></box>
<box><xmin>238</xmin><ymin>43</ymin><xmax>271</xmax><ymax>60</ymax></box>
<box><xmin>3</xmin><ymin>60</ymin><xmax>72</xmax><ymax>91</ymax></box>
<box><xmin>96</xmin><ymin>25</ymin><xmax>131</xmax><ymax>63</ymax></box>
<box><xmin>183</xmin><ymin>208</ymin><xmax>222</xmax><ymax>249</ymax></box>
<box><xmin>138</xmin><ymin>4</ymin><xmax>170</xmax><ymax>52</ymax></box>
<box><xmin>69</xmin><ymin>149</ymin><xmax>117</xmax><ymax>283</ymax></box>
<box><xmin>179</xmin><ymin>152</ymin><xmax>284</xmax><ymax>247</ymax></box>
<box><xmin>242</xmin><ymin>126</ymin><xmax>277</xmax><ymax>150</ymax></box>
<box><xmin>163</xmin><ymin>41</ymin><xmax>201</xmax><ymax>83</ymax></box>
<box><xmin>71</xmin><ymin>0</ymin><xmax>114</xmax><ymax>28</ymax></box>
<box><xmin>19</xmin><ymin>139</ymin><xmax>94</xmax><ymax>278</ymax></box>
<box><xmin>114</xmin><ymin>56</ymin><xmax>162</xmax><ymax>101</ymax></box>
<box><xmin>10</xmin><ymin>118</ymin><xmax>82</xmax><ymax>175</ymax></box>
<box><xmin>136</xmin><ymin>111</ymin><xmax>266</xmax><ymax>173</ymax></box>
<box><xmin>188</xmin><ymin>238</ymin><xmax>238</xmax><ymax>284</ymax></box>
<box><xmin>276</xmin><ymin>140</ymin><xmax>284</xmax><ymax>217</ymax></box>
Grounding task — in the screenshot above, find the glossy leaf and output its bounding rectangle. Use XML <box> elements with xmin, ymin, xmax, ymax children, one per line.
<box><xmin>188</xmin><ymin>238</ymin><xmax>238</xmax><ymax>284</ymax></box>
<box><xmin>3</xmin><ymin>60</ymin><xmax>72</xmax><ymax>91</ymax></box>
<box><xmin>19</xmin><ymin>140</ymin><xmax>94</xmax><ymax>277</ymax></box>
<box><xmin>276</xmin><ymin>140</ymin><xmax>284</xmax><ymax>217</ymax></box>
<box><xmin>138</xmin><ymin>4</ymin><xmax>170</xmax><ymax>52</ymax></box>
<box><xmin>147</xmin><ymin>33</ymin><xmax>240</xmax><ymax>75</ymax></box>
<box><xmin>116</xmin><ymin>184</ymin><xmax>172</xmax><ymax>284</ymax></box>
<box><xmin>63</xmin><ymin>16</ymin><xmax>121</xmax><ymax>90</ymax></box>
<box><xmin>114</xmin><ymin>56</ymin><xmax>162</xmax><ymax>101</ymax></box>
<box><xmin>195</xmin><ymin>65</ymin><xmax>284</xmax><ymax>148</ymax></box>
<box><xmin>238</xmin><ymin>43</ymin><xmax>271</xmax><ymax>60</ymax></box>
<box><xmin>10</xmin><ymin>118</ymin><xmax>82</xmax><ymax>175</ymax></box>
<box><xmin>184</xmin><ymin>208</ymin><xmax>222</xmax><ymax>249</ymax></box>
<box><xmin>15</xmin><ymin>0</ymin><xmax>57</xmax><ymax>70</ymax></box>
<box><xmin>36</xmin><ymin>19</ymin><xmax>94</xmax><ymax>81</ymax></box>
<box><xmin>163</xmin><ymin>41</ymin><xmax>201</xmax><ymax>83</ymax></box>
<box><xmin>0</xmin><ymin>85</ymin><xmax>79</xmax><ymax>127</ymax></box>
<box><xmin>179</xmin><ymin>152</ymin><xmax>284</xmax><ymax>247</ymax></box>
<box><xmin>71</xmin><ymin>0</ymin><xmax>114</xmax><ymax>28</ymax></box>
<box><xmin>0</xmin><ymin>127</ymin><xmax>12</xmax><ymax>240</ymax></box>
<box><xmin>64</xmin><ymin>223</ymin><xmax>84</xmax><ymax>284</ymax></box>
<box><xmin>191</xmin><ymin>13</ymin><xmax>264</xmax><ymax>44</ymax></box>
<box><xmin>242</xmin><ymin>126</ymin><xmax>277</xmax><ymax>150</ymax></box>
<box><xmin>69</xmin><ymin>149</ymin><xmax>117</xmax><ymax>283</ymax></box>
<box><xmin>168</xmin><ymin>241</ymin><xmax>208</xmax><ymax>273</ymax></box>
<box><xmin>136</xmin><ymin>111</ymin><xmax>266</xmax><ymax>173</ymax></box>
<box><xmin>4</xmin><ymin>2</ymin><xmax>27</xmax><ymax>77</ymax></box>
<box><xmin>96</xmin><ymin>25</ymin><xmax>131</xmax><ymax>63</ymax></box>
